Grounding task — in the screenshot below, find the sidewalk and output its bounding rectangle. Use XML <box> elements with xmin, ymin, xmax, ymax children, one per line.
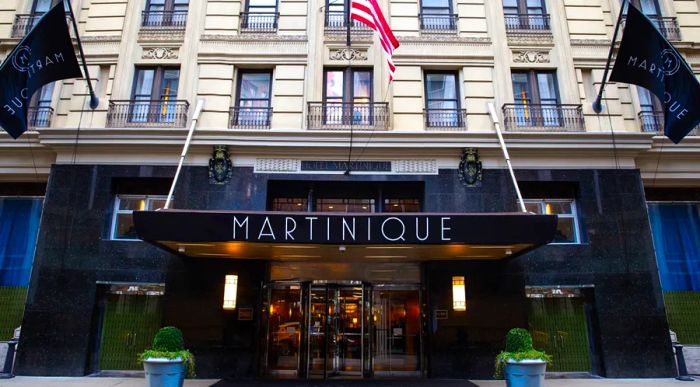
<box><xmin>0</xmin><ymin>377</ymin><xmax>697</xmax><ymax>387</ymax></box>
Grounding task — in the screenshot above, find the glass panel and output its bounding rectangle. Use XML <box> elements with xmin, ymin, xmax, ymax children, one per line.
<box><xmin>422</xmin><ymin>0</ymin><xmax>449</xmax><ymax>8</ymax></box>
<box><xmin>268</xmin><ymin>284</ymin><xmax>302</xmax><ymax>372</ymax></box>
<box><xmin>147</xmin><ymin>198</ymin><xmax>168</xmax><ymax>210</ymax></box>
<box><xmin>536</xmin><ymin>73</ymin><xmax>558</xmax><ymax>101</ymax></box>
<box><xmin>36</xmin><ymin>83</ymin><xmax>54</xmax><ymax>106</ymax></box>
<box><xmin>353</xmin><ymin>71</ymin><xmax>371</xmax><ymax>99</ymax></box>
<box><xmin>427</xmin><ymin>73</ymin><xmax>457</xmax><ymax>101</ymax></box>
<box><xmin>308</xmin><ymin>287</ymin><xmax>330</xmax><ymax>377</ymax></box>
<box><xmin>554</xmin><ymin>217</ymin><xmax>575</xmax><ymax>243</ymax></box>
<box><xmin>524</xmin><ymin>202</ymin><xmax>541</xmax><ymax>214</ymax></box>
<box><xmin>326</xmin><ymin>71</ymin><xmax>344</xmax><ymax>98</ymax></box>
<box><xmin>115</xmin><ymin>214</ymin><xmax>137</xmax><ymax>239</ymax></box>
<box><xmin>338</xmin><ymin>287</ymin><xmax>363</xmax><ymax>374</ymax></box>
<box><xmin>640</xmin><ymin>0</ymin><xmax>660</xmax><ymax>16</ymax></box>
<box><xmin>32</xmin><ymin>0</ymin><xmax>53</xmax><ymax>13</ymax></box>
<box><xmin>327</xmin><ymin>0</ymin><xmax>346</xmax><ymax>13</ymax></box>
<box><xmin>118</xmin><ymin>198</ymin><xmax>146</xmax><ymax>211</ymax></box>
<box><xmin>372</xmin><ymin>289</ymin><xmax>421</xmax><ymax>375</ymax></box>
<box><xmin>512</xmin><ymin>73</ymin><xmax>532</xmax><ymax>126</ymax></box>
<box><xmin>316</xmin><ymin>199</ymin><xmax>375</xmax><ymax>213</ymax></box>
<box><xmin>663</xmin><ymin>291</ymin><xmax>700</xmax><ymax>344</ymax></box>
<box><xmin>384</xmin><ymin>199</ymin><xmax>421</xmax><ymax>212</ymax></box>
<box><xmin>99</xmin><ymin>293</ymin><xmax>163</xmax><ymax>370</ymax></box>
<box><xmin>528</xmin><ymin>296</ymin><xmax>591</xmax><ymax>372</ymax></box>
<box><xmin>536</xmin><ymin>73</ymin><xmax>560</xmax><ymax>127</ymax></box>
<box><xmin>159</xmin><ymin>69</ymin><xmax>180</xmax><ymax>123</ymax></box>
<box><xmin>240</xmin><ymin>73</ymin><xmax>271</xmax><ymax>100</ymax></box>
<box><xmin>131</xmin><ymin>69</ymin><xmax>155</xmax><ymax>123</ymax></box>
<box><xmin>271</xmin><ymin>198</ymin><xmax>307</xmax><ymax>212</ymax></box>
<box><xmin>543</xmin><ymin>201</ymin><xmax>572</xmax><ymax>215</ymax></box>
<box><xmin>637</xmin><ymin>87</ymin><xmax>656</xmax><ymax>111</ymax></box>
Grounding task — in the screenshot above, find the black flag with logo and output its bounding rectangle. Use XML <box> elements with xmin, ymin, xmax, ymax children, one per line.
<box><xmin>0</xmin><ymin>3</ymin><xmax>82</xmax><ymax>139</ymax></box>
<box><xmin>610</xmin><ymin>4</ymin><xmax>700</xmax><ymax>143</ymax></box>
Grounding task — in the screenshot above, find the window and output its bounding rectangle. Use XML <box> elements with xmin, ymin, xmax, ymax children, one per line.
<box><xmin>143</xmin><ymin>0</ymin><xmax>189</xmax><ymax>27</ymax></box>
<box><xmin>511</xmin><ymin>70</ymin><xmax>560</xmax><ymax>127</ymax></box>
<box><xmin>31</xmin><ymin>0</ymin><xmax>52</xmax><ymax>15</ymax></box>
<box><xmin>234</xmin><ymin>71</ymin><xmax>272</xmax><ymax>127</ymax></box>
<box><xmin>111</xmin><ymin>195</ymin><xmax>169</xmax><ymax>240</ymax></box>
<box><xmin>130</xmin><ymin>67</ymin><xmax>180</xmax><ymax>123</ymax></box>
<box><xmin>316</xmin><ymin>198</ymin><xmax>375</xmax><ymax>213</ymax></box>
<box><xmin>242</xmin><ymin>0</ymin><xmax>279</xmax><ymax>31</ymax></box>
<box><xmin>503</xmin><ymin>0</ymin><xmax>549</xmax><ymax>30</ymax></box>
<box><xmin>29</xmin><ymin>84</ymin><xmax>54</xmax><ymax>128</ymax></box>
<box><xmin>648</xmin><ymin>203</ymin><xmax>700</xmax><ymax>344</ymax></box>
<box><xmin>424</xmin><ymin>72</ymin><xmax>463</xmax><ymax>127</ymax></box>
<box><xmin>271</xmin><ymin>198</ymin><xmax>307</xmax><ymax>212</ymax></box>
<box><xmin>384</xmin><ymin>199</ymin><xmax>421</xmax><ymax>212</ymax></box>
<box><xmin>324</xmin><ymin>68</ymin><xmax>373</xmax><ymax>125</ymax></box>
<box><xmin>325</xmin><ymin>0</ymin><xmax>348</xmax><ymax>28</ymax></box>
<box><xmin>524</xmin><ymin>199</ymin><xmax>580</xmax><ymax>244</ymax></box>
<box><xmin>0</xmin><ymin>197</ymin><xmax>43</xmax><ymax>339</ymax></box>
<box><xmin>420</xmin><ymin>0</ymin><xmax>455</xmax><ymax>31</ymax></box>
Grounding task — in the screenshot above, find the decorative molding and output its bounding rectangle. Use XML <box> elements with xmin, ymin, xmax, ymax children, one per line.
<box><xmin>255</xmin><ymin>158</ymin><xmax>301</xmax><ymax>173</ymax></box>
<box><xmin>458</xmin><ymin>148</ymin><xmax>482</xmax><ymax>187</ymax></box>
<box><xmin>200</xmin><ymin>34</ymin><xmax>307</xmax><ymax>42</ymax></box>
<box><xmin>253</xmin><ymin>158</ymin><xmax>438</xmax><ymax>174</ymax></box>
<box><xmin>142</xmin><ymin>47</ymin><xmax>178</xmax><ymax>60</ymax></box>
<box><xmin>507</xmin><ymin>33</ymin><xmax>553</xmax><ymax>47</ymax></box>
<box><xmin>329</xmin><ymin>47</ymin><xmax>367</xmax><ymax>61</ymax></box>
<box><xmin>512</xmin><ymin>50</ymin><xmax>550</xmax><ymax>63</ymax></box>
<box><xmin>398</xmin><ymin>36</ymin><xmax>491</xmax><ymax>45</ymax></box>
<box><xmin>392</xmin><ymin>160</ymin><xmax>438</xmax><ymax>174</ymax></box>
<box><xmin>209</xmin><ymin>145</ymin><xmax>233</xmax><ymax>184</ymax></box>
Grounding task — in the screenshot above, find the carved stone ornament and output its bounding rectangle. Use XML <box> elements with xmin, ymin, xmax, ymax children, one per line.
<box><xmin>209</xmin><ymin>145</ymin><xmax>233</xmax><ymax>185</ymax></box>
<box><xmin>329</xmin><ymin>48</ymin><xmax>368</xmax><ymax>61</ymax></box>
<box><xmin>512</xmin><ymin>50</ymin><xmax>549</xmax><ymax>63</ymax></box>
<box><xmin>458</xmin><ymin>148</ymin><xmax>482</xmax><ymax>187</ymax></box>
<box><xmin>142</xmin><ymin>47</ymin><xmax>178</xmax><ymax>60</ymax></box>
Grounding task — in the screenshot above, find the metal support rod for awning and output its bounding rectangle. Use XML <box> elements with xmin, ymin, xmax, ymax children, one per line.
<box><xmin>165</xmin><ymin>99</ymin><xmax>205</xmax><ymax>209</ymax></box>
<box><xmin>487</xmin><ymin>102</ymin><xmax>527</xmax><ymax>213</ymax></box>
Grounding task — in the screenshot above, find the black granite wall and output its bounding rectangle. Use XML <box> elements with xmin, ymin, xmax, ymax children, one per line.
<box><xmin>15</xmin><ymin>164</ymin><xmax>675</xmax><ymax>378</ymax></box>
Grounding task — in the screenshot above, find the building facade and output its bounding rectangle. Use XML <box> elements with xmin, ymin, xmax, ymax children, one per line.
<box><xmin>0</xmin><ymin>0</ymin><xmax>699</xmax><ymax>379</ymax></box>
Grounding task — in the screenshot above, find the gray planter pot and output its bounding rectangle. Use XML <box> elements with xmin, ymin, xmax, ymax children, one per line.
<box><xmin>505</xmin><ymin>359</ymin><xmax>547</xmax><ymax>387</ymax></box>
<box><xmin>143</xmin><ymin>357</ymin><xmax>185</xmax><ymax>387</ymax></box>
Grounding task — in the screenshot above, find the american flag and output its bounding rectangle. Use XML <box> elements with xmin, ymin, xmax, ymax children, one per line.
<box><xmin>350</xmin><ymin>0</ymin><xmax>400</xmax><ymax>81</ymax></box>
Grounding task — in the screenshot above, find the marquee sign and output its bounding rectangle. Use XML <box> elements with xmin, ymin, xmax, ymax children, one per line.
<box><xmin>133</xmin><ymin>210</ymin><xmax>557</xmax><ymax>246</ymax></box>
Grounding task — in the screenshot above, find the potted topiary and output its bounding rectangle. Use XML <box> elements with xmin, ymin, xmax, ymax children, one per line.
<box><xmin>494</xmin><ymin>328</ymin><xmax>551</xmax><ymax>387</ymax></box>
<box><xmin>139</xmin><ymin>326</ymin><xmax>195</xmax><ymax>387</ymax></box>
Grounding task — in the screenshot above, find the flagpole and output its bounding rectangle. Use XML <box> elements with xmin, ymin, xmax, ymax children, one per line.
<box><xmin>164</xmin><ymin>99</ymin><xmax>205</xmax><ymax>210</ymax></box>
<box><xmin>592</xmin><ymin>0</ymin><xmax>627</xmax><ymax>113</ymax></box>
<box><xmin>63</xmin><ymin>0</ymin><xmax>99</xmax><ymax>110</ymax></box>
<box><xmin>346</xmin><ymin>0</ymin><xmax>351</xmax><ymax>47</ymax></box>
<box><xmin>487</xmin><ymin>102</ymin><xmax>527</xmax><ymax>213</ymax></box>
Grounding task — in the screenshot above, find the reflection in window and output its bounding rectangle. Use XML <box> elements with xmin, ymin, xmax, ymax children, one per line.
<box><xmin>425</xmin><ymin>72</ymin><xmax>461</xmax><ymax>127</ymax></box>
<box><xmin>384</xmin><ymin>199</ymin><xmax>421</xmax><ymax>212</ymax></box>
<box><xmin>316</xmin><ymin>198</ymin><xmax>375</xmax><ymax>213</ymax></box>
<box><xmin>112</xmin><ymin>195</ymin><xmax>170</xmax><ymax>240</ymax></box>
<box><xmin>524</xmin><ymin>199</ymin><xmax>580</xmax><ymax>244</ymax></box>
<box><xmin>271</xmin><ymin>198</ymin><xmax>307</xmax><ymax>212</ymax></box>
<box><xmin>235</xmin><ymin>71</ymin><xmax>272</xmax><ymax>126</ymax></box>
<box><xmin>324</xmin><ymin>68</ymin><xmax>373</xmax><ymax>125</ymax></box>
<box><xmin>511</xmin><ymin>70</ymin><xmax>560</xmax><ymax>127</ymax></box>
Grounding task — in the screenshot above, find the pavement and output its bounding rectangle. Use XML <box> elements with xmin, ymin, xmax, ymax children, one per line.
<box><xmin>0</xmin><ymin>377</ymin><xmax>697</xmax><ymax>387</ymax></box>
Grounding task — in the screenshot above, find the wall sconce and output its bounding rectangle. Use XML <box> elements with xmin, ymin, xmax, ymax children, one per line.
<box><xmin>452</xmin><ymin>276</ymin><xmax>466</xmax><ymax>311</ymax></box>
<box><xmin>223</xmin><ymin>274</ymin><xmax>238</xmax><ymax>310</ymax></box>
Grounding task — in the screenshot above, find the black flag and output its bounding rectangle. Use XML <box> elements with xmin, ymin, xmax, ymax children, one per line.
<box><xmin>0</xmin><ymin>3</ymin><xmax>82</xmax><ymax>139</ymax></box>
<box><xmin>610</xmin><ymin>4</ymin><xmax>700</xmax><ymax>143</ymax></box>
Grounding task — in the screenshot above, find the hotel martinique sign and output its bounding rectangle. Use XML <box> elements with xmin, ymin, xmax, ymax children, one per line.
<box><xmin>134</xmin><ymin>210</ymin><xmax>557</xmax><ymax>246</ymax></box>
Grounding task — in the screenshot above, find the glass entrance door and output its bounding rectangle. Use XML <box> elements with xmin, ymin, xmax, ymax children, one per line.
<box><xmin>265</xmin><ymin>282</ymin><xmax>302</xmax><ymax>376</ymax></box>
<box><xmin>372</xmin><ymin>287</ymin><xmax>421</xmax><ymax>376</ymax></box>
<box><xmin>307</xmin><ymin>283</ymin><xmax>366</xmax><ymax>378</ymax></box>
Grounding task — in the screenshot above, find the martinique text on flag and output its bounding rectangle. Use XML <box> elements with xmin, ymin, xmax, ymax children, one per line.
<box><xmin>610</xmin><ymin>4</ymin><xmax>700</xmax><ymax>143</ymax></box>
<box><xmin>0</xmin><ymin>3</ymin><xmax>82</xmax><ymax>139</ymax></box>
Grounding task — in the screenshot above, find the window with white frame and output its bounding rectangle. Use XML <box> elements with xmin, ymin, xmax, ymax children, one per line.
<box><xmin>111</xmin><ymin>195</ymin><xmax>169</xmax><ymax>240</ymax></box>
<box><xmin>524</xmin><ymin>199</ymin><xmax>581</xmax><ymax>244</ymax></box>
